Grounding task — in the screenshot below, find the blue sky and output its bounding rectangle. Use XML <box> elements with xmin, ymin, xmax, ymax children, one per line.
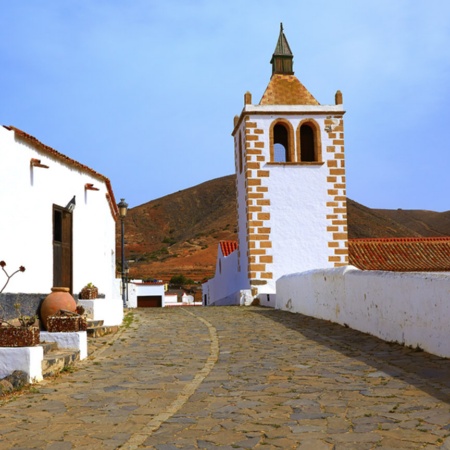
<box><xmin>1</xmin><ymin>1</ymin><xmax>449</xmax><ymax>211</ymax></box>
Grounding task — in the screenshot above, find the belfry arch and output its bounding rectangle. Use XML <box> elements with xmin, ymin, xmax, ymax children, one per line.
<box><xmin>270</xmin><ymin>119</ymin><xmax>295</xmax><ymax>163</ymax></box>
<box><xmin>297</xmin><ymin>119</ymin><xmax>322</xmax><ymax>163</ymax></box>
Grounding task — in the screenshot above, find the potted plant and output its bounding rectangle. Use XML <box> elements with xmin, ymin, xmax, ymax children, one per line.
<box><xmin>0</xmin><ymin>260</ymin><xmax>40</xmax><ymax>347</ymax></box>
<box><xmin>46</xmin><ymin>306</ymin><xmax>87</xmax><ymax>332</ymax></box>
<box><xmin>80</xmin><ymin>282</ymin><xmax>98</xmax><ymax>300</ymax></box>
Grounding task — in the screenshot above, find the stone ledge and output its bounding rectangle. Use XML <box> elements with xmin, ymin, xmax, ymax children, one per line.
<box><xmin>40</xmin><ymin>331</ymin><xmax>87</xmax><ymax>360</ymax></box>
<box><xmin>0</xmin><ymin>346</ymin><xmax>44</xmax><ymax>383</ymax></box>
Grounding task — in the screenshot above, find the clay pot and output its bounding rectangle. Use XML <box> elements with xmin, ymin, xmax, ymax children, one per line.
<box><xmin>40</xmin><ymin>287</ymin><xmax>77</xmax><ymax>330</ymax></box>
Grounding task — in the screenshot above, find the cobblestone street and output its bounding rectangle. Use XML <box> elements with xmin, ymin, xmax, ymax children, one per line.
<box><xmin>1</xmin><ymin>307</ymin><xmax>450</xmax><ymax>449</ymax></box>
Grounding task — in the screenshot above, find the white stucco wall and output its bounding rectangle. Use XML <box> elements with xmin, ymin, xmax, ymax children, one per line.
<box><xmin>164</xmin><ymin>294</ymin><xmax>178</xmax><ymax>306</ymax></box>
<box><xmin>0</xmin><ymin>126</ymin><xmax>118</xmax><ymax>302</ymax></box>
<box><xmin>40</xmin><ymin>331</ymin><xmax>88</xmax><ymax>360</ymax></box>
<box><xmin>202</xmin><ymin>245</ymin><xmax>244</xmax><ymax>306</ymax></box>
<box><xmin>235</xmin><ymin>131</ymin><xmax>251</xmax><ymax>293</ymax></box>
<box><xmin>78</xmin><ymin>297</ymin><xmax>123</xmax><ymax>326</ymax></box>
<box><xmin>0</xmin><ymin>346</ymin><xmax>44</xmax><ymax>382</ymax></box>
<box><xmin>243</xmin><ymin>109</ymin><xmax>344</xmax><ymax>293</ymax></box>
<box><xmin>277</xmin><ymin>266</ymin><xmax>450</xmax><ymax>358</ymax></box>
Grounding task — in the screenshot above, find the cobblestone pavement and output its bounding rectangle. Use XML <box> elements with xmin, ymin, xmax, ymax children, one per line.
<box><xmin>1</xmin><ymin>307</ymin><xmax>450</xmax><ymax>449</ymax></box>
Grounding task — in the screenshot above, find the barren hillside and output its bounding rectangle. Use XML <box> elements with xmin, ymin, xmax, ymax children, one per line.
<box><xmin>117</xmin><ymin>175</ymin><xmax>450</xmax><ymax>283</ymax></box>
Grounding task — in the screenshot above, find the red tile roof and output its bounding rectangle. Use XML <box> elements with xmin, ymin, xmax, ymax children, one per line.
<box><xmin>220</xmin><ymin>240</ymin><xmax>238</xmax><ymax>257</ymax></box>
<box><xmin>4</xmin><ymin>126</ymin><xmax>119</xmax><ymax>220</ymax></box>
<box><xmin>349</xmin><ymin>237</ymin><xmax>450</xmax><ymax>272</ymax></box>
<box><xmin>259</xmin><ymin>74</ymin><xmax>319</xmax><ymax>106</ymax></box>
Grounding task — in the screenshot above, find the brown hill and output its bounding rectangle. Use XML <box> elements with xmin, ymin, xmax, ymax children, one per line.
<box><xmin>121</xmin><ymin>175</ymin><xmax>237</xmax><ymax>283</ymax></box>
<box><xmin>373</xmin><ymin>208</ymin><xmax>450</xmax><ymax>237</ymax></box>
<box><xmin>119</xmin><ymin>175</ymin><xmax>450</xmax><ymax>283</ymax></box>
<box><xmin>346</xmin><ymin>199</ymin><xmax>422</xmax><ymax>239</ymax></box>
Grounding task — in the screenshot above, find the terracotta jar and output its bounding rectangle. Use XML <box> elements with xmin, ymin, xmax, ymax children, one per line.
<box><xmin>40</xmin><ymin>287</ymin><xmax>77</xmax><ymax>330</ymax></box>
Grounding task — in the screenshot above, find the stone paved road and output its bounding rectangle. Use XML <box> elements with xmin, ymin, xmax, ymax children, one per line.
<box><xmin>1</xmin><ymin>307</ymin><xmax>450</xmax><ymax>449</ymax></box>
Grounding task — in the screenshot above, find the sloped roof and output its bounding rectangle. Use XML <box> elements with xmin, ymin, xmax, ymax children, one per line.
<box><xmin>4</xmin><ymin>125</ymin><xmax>119</xmax><ymax>220</ymax></box>
<box><xmin>220</xmin><ymin>240</ymin><xmax>238</xmax><ymax>257</ymax></box>
<box><xmin>349</xmin><ymin>237</ymin><xmax>450</xmax><ymax>272</ymax></box>
<box><xmin>272</xmin><ymin>23</ymin><xmax>293</xmax><ymax>58</ymax></box>
<box><xmin>259</xmin><ymin>74</ymin><xmax>320</xmax><ymax>105</ymax></box>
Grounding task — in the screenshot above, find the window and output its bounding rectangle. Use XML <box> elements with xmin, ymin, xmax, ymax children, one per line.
<box><xmin>300</xmin><ymin>124</ymin><xmax>315</xmax><ymax>161</ymax></box>
<box><xmin>270</xmin><ymin>120</ymin><xmax>294</xmax><ymax>163</ymax></box>
<box><xmin>297</xmin><ymin>120</ymin><xmax>322</xmax><ymax>163</ymax></box>
<box><xmin>273</xmin><ymin>124</ymin><xmax>288</xmax><ymax>162</ymax></box>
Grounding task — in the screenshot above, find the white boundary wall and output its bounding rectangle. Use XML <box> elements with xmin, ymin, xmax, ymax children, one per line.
<box><xmin>78</xmin><ymin>297</ymin><xmax>123</xmax><ymax>326</ymax></box>
<box><xmin>276</xmin><ymin>266</ymin><xmax>450</xmax><ymax>358</ymax></box>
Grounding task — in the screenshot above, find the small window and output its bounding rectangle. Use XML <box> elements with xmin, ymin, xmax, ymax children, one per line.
<box><xmin>273</xmin><ymin>123</ymin><xmax>289</xmax><ymax>162</ymax></box>
<box><xmin>300</xmin><ymin>124</ymin><xmax>315</xmax><ymax>161</ymax></box>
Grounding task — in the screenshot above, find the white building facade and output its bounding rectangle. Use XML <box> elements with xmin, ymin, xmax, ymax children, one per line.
<box><xmin>203</xmin><ymin>25</ymin><xmax>348</xmax><ymax>306</ymax></box>
<box><xmin>0</xmin><ymin>125</ymin><xmax>123</xmax><ymax>324</ymax></box>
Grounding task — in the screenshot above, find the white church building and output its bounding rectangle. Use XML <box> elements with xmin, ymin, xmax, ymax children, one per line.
<box><xmin>203</xmin><ymin>25</ymin><xmax>450</xmax><ymax>359</ymax></box>
<box><xmin>203</xmin><ymin>24</ymin><xmax>348</xmax><ymax>307</ymax></box>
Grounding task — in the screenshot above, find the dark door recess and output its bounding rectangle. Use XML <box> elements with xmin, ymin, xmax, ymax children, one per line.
<box><xmin>53</xmin><ymin>205</ymin><xmax>73</xmax><ymax>292</ymax></box>
<box><xmin>137</xmin><ymin>296</ymin><xmax>162</xmax><ymax>307</ymax></box>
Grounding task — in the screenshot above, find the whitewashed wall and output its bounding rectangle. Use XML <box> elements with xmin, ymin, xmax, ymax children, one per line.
<box><xmin>243</xmin><ymin>108</ymin><xmax>344</xmax><ymax>294</ymax></box>
<box><xmin>277</xmin><ymin>266</ymin><xmax>450</xmax><ymax>358</ymax></box>
<box><xmin>0</xmin><ymin>126</ymin><xmax>119</xmax><ymax>304</ymax></box>
<box><xmin>202</xmin><ymin>245</ymin><xmax>243</xmax><ymax>306</ymax></box>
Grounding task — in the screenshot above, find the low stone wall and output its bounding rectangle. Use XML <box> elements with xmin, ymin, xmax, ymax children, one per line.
<box><xmin>276</xmin><ymin>266</ymin><xmax>450</xmax><ymax>358</ymax></box>
<box><xmin>0</xmin><ymin>293</ymin><xmax>45</xmax><ymax>321</ymax></box>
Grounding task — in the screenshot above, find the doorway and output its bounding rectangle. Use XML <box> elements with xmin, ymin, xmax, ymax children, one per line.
<box><xmin>53</xmin><ymin>205</ymin><xmax>73</xmax><ymax>292</ymax></box>
<box><xmin>137</xmin><ymin>295</ymin><xmax>162</xmax><ymax>307</ymax></box>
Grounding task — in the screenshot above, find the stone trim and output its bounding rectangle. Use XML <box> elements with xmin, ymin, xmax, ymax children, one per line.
<box><xmin>324</xmin><ymin>116</ymin><xmax>348</xmax><ymax>266</ymax></box>
<box><xmin>243</xmin><ymin>117</ymin><xmax>274</xmax><ymax>287</ymax></box>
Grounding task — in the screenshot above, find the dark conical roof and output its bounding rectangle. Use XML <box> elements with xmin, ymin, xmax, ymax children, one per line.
<box><xmin>272</xmin><ymin>23</ymin><xmax>293</xmax><ymax>57</ymax></box>
<box><xmin>270</xmin><ymin>23</ymin><xmax>294</xmax><ymax>75</ymax></box>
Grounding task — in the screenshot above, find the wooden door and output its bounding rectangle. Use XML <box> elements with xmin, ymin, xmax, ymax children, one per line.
<box><xmin>137</xmin><ymin>296</ymin><xmax>162</xmax><ymax>307</ymax></box>
<box><xmin>53</xmin><ymin>205</ymin><xmax>73</xmax><ymax>292</ymax></box>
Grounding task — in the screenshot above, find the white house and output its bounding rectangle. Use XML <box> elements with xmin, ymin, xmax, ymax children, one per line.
<box><xmin>127</xmin><ymin>281</ymin><xmax>201</xmax><ymax>307</ymax></box>
<box><xmin>127</xmin><ymin>281</ymin><xmax>166</xmax><ymax>308</ymax></box>
<box><xmin>0</xmin><ymin>125</ymin><xmax>123</xmax><ymax>326</ymax></box>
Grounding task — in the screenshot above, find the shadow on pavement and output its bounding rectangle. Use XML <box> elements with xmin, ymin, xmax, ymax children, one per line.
<box><xmin>251</xmin><ymin>307</ymin><xmax>450</xmax><ymax>405</ymax></box>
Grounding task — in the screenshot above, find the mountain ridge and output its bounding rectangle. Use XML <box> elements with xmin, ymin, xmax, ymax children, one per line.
<box><xmin>118</xmin><ymin>174</ymin><xmax>449</xmax><ymax>283</ymax></box>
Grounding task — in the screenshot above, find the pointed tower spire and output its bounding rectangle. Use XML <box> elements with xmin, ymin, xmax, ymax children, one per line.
<box><xmin>270</xmin><ymin>23</ymin><xmax>294</xmax><ymax>75</ymax></box>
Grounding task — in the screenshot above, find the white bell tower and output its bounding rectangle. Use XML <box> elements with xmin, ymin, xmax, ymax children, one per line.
<box><xmin>232</xmin><ymin>24</ymin><xmax>348</xmax><ymax>300</ymax></box>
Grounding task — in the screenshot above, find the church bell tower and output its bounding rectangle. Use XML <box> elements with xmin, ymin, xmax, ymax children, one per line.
<box><xmin>232</xmin><ymin>23</ymin><xmax>348</xmax><ymax>300</ymax></box>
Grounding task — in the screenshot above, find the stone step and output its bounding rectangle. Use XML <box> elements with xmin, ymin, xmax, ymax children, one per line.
<box><xmin>39</xmin><ymin>341</ymin><xmax>58</xmax><ymax>355</ymax></box>
<box><xmin>87</xmin><ymin>325</ymin><xmax>119</xmax><ymax>338</ymax></box>
<box><xmin>42</xmin><ymin>348</ymin><xmax>80</xmax><ymax>378</ymax></box>
<box><xmin>87</xmin><ymin>319</ymin><xmax>104</xmax><ymax>328</ymax></box>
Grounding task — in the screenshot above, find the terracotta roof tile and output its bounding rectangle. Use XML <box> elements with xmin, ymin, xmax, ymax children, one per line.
<box><xmin>259</xmin><ymin>74</ymin><xmax>319</xmax><ymax>106</ymax></box>
<box><xmin>349</xmin><ymin>237</ymin><xmax>450</xmax><ymax>272</ymax></box>
<box><xmin>220</xmin><ymin>240</ymin><xmax>238</xmax><ymax>257</ymax></box>
<box><xmin>4</xmin><ymin>125</ymin><xmax>119</xmax><ymax>220</ymax></box>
